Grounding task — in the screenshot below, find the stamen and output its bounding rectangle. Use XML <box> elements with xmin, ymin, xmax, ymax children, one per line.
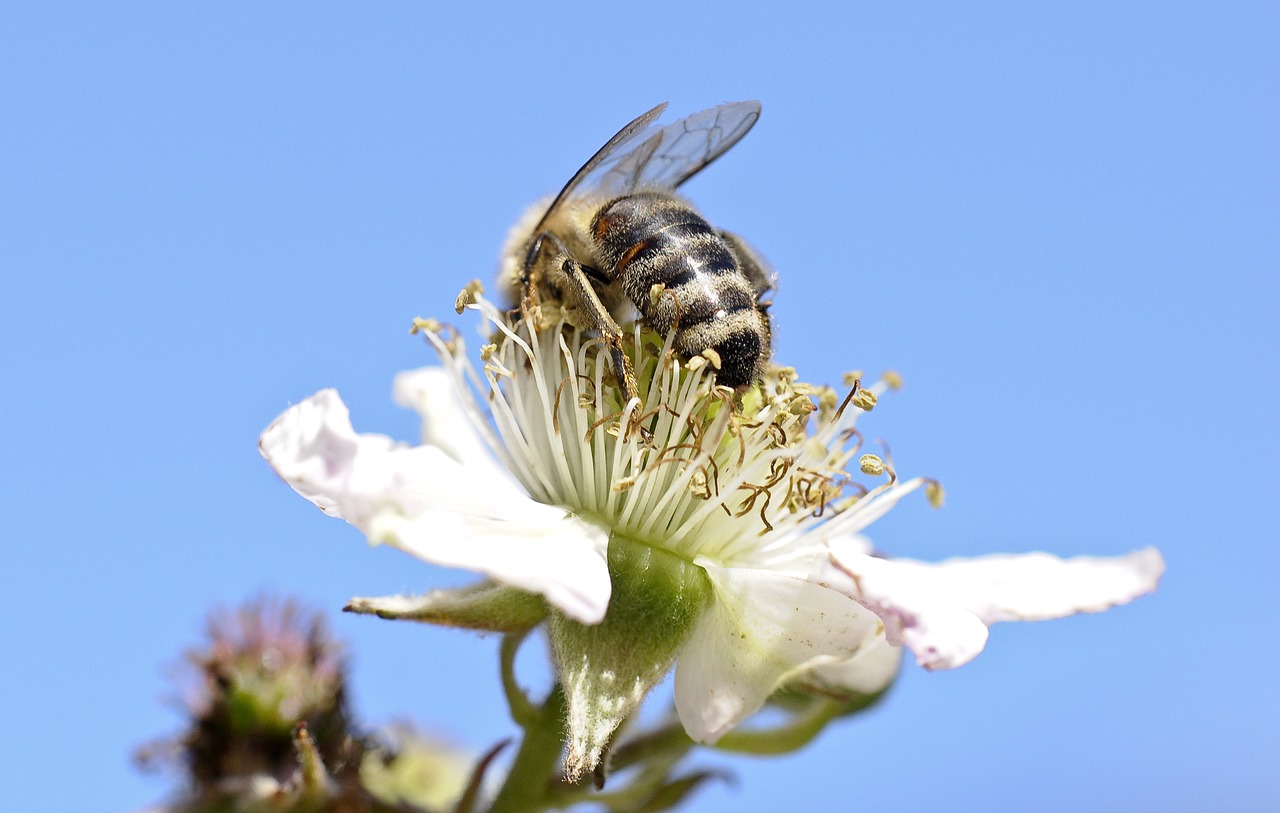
<box><xmin>553</xmin><ymin>375</ymin><xmax>570</xmax><ymax>435</ymax></box>
<box><xmin>664</xmin><ymin>444</ymin><xmax>797</xmax><ymax>551</ymax></box>
<box><xmin>585</xmin><ymin>409</ymin><xmax>627</xmax><ymax>443</ymax></box>
<box><xmin>613</xmin><ymin>475</ymin><xmax>637</xmax><ymax>493</ymax></box>
<box><xmin>415</xmin><ymin>317</ymin><xmax>515</xmax><ymax>477</ymax></box>
<box><xmin>818</xmin><ymin>477</ymin><xmax>926</xmax><ymax>541</ymax></box>
<box><xmin>623</xmin><ymin>360</ymin><xmax>713</xmax><ymax>530</ymax></box>
<box><xmin>455</xmin><ymin>279</ymin><xmax>484</xmax><ymax>314</ymax></box>
<box><xmin>841</xmin><ymin>370</ymin><xmax>865</xmax><ymax>387</ymax></box>
<box><xmin>850</xmin><ymin>388</ymin><xmax>878</xmax><ymax>412</ymax></box>
<box><xmin>631</xmin><ymin>398</ymin><xmax>732</xmax><ymax>541</ymax></box>
<box><xmin>860</xmin><ymin>454</ymin><xmax>885</xmax><ymax>477</ymax></box>
<box><xmin>410</xmin><ymin>316</ymin><xmax>444</xmax><ymax>335</ymax></box>
<box><xmin>421</xmin><ymin>291</ymin><xmax>928</xmax><ymax>575</ymax></box>
<box><xmin>733</xmin><ymin>483</ymin><xmax>774</xmax><ymax>533</ymax></box>
<box><xmin>926</xmin><ymin>479</ymin><xmax>946</xmax><ymax>509</ymax></box>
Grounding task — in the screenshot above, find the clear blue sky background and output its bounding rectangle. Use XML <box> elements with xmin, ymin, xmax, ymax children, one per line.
<box><xmin>3</xmin><ymin>3</ymin><xmax>1276</xmax><ymax>811</ymax></box>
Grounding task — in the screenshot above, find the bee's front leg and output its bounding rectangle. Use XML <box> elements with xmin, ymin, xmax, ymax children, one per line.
<box><xmin>532</xmin><ymin>232</ymin><xmax>640</xmax><ymax>411</ymax></box>
<box><xmin>560</xmin><ymin>255</ymin><xmax>641</xmax><ymax>411</ymax></box>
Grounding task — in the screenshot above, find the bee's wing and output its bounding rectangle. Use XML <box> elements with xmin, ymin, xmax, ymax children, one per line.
<box><xmin>594</xmin><ymin>100</ymin><xmax>762</xmax><ymax>194</ymax></box>
<box><xmin>531</xmin><ymin>102</ymin><xmax>669</xmax><ymax>234</ymax></box>
<box><xmin>532</xmin><ymin>101</ymin><xmax>761</xmax><ymax>235</ymax></box>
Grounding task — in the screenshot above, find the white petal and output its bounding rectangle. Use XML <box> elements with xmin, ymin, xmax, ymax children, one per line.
<box><xmin>259</xmin><ymin>390</ymin><xmax>612</xmax><ymax>623</ymax></box>
<box><xmin>368</xmin><ymin>511</ymin><xmax>611</xmax><ymax>625</ymax></box>
<box><xmin>804</xmin><ymin>632</ymin><xmax>902</xmax><ymax>696</ymax></box>
<box><xmin>673</xmin><ymin>557</ymin><xmax>882</xmax><ymax>743</ymax></box>
<box><xmin>826</xmin><ymin>542</ymin><xmax>1165</xmax><ymax>670</ymax></box>
<box><xmin>258</xmin><ymin>389</ymin><xmax>394</xmax><ymax>524</ymax></box>
<box><xmin>393</xmin><ymin>367</ymin><xmax>500</xmax><ymax>472</ymax></box>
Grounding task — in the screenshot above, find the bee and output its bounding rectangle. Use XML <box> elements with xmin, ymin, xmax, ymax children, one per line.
<box><xmin>501</xmin><ymin>101</ymin><xmax>775</xmax><ymax>406</ymax></box>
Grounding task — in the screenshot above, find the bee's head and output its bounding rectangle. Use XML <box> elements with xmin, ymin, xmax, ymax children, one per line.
<box><xmin>496</xmin><ymin>196</ymin><xmax>553</xmax><ymax>308</ymax></box>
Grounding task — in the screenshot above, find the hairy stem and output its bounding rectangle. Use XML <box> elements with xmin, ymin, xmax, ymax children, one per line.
<box><xmin>488</xmin><ymin>632</ymin><xmax>569</xmax><ymax>813</ymax></box>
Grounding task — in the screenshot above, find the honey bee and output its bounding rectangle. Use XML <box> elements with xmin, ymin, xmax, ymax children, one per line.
<box><xmin>501</xmin><ymin>101</ymin><xmax>775</xmax><ymax>406</ymax></box>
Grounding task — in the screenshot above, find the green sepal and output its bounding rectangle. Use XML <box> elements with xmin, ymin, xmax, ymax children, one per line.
<box><xmin>344</xmin><ymin>580</ymin><xmax>548</xmax><ymax>633</ymax></box>
<box><xmin>547</xmin><ymin>534</ymin><xmax>711</xmax><ymax>781</ymax></box>
<box><xmin>773</xmin><ymin>678</ymin><xmax>894</xmax><ymax>720</ymax></box>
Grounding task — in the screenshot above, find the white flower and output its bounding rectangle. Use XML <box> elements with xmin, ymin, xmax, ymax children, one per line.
<box><xmin>259</xmin><ymin>288</ymin><xmax>1163</xmax><ymax>772</ymax></box>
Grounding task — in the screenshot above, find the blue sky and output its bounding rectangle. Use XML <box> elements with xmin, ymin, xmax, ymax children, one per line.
<box><xmin>3</xmin><ymin>3</ymin><xmax>1277</xmax><ymax>810</ymax></box>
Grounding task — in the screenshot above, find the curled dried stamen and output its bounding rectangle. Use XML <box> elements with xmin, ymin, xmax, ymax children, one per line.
<box><xmin>553</xmin><ymin>375</ymin><xmax>571</xmax><ymax>435</ymax></box>
<box><xmin>734</xmin><ymin>483</ymin><xmax>775</xmax><ymax>533</ymax></box>
<box><xmin>835</xmin><ymin>379</ymin><xmax>862</xmax><ymax>421</ymax></box>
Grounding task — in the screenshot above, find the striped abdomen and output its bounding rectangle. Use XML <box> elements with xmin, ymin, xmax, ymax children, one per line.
<box><xmin>591</xmin><ymin>192</ymin><xmax>768</xmax><ymax>388</ymax></box>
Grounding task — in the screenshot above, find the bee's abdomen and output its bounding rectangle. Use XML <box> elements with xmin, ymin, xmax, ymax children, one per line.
<box><xmin>594</xmin><ymin>194</ymin><xmax>756</xmax><ymax>324</ymax></box>
<box><xmin>593</xmin><ymin>192</ymin><xmax>768</xmax><ymax>388</ymax></box>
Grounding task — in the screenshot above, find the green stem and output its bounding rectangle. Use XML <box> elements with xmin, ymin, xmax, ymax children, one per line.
<box><xmin>487</xmin><ymin>686</ymin><xmax>567</xmax><ymax>813</ymax></box>
<box><xmin>499</xmin><ymin>631</ymin><xmax>540</xmax><ymax>727</ymax></box>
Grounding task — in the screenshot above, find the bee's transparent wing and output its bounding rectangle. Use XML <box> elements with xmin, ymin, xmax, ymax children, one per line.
<box><xmin>594</xmin><ymin>101</ymin><xmax>762</xmax><ymax>195</ymax></box>
<box><xmin>531</xmin><ymin>102</ymin><xmax>669</xmax><ymax>234</ymax></box>
<box><xmin>532</xmin><ymin>101</ymin><xmax>761</xmax><ymax>235</ymax></box>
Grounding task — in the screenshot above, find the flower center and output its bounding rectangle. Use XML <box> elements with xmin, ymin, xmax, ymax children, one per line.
<box><xmin>429</xmin><ymin>288</ymin><xmax>913</xmax><ymax>575</ymax></box>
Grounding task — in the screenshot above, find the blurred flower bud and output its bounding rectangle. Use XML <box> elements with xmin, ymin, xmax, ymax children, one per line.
<box><xmin>183</xmin><ymin>597</ymin><xmax>356</xmax><ymax>788</ymax></box>
<box><xmin>138</xmin><ymin>597</ymin><xmax>382</xmax><ymax>812</ymax></box>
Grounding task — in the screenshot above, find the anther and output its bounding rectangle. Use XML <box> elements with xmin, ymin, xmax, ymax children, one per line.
<box><xmin>850</xmin><ymin>389</ymin><xmax>878</xmax><ymax>412</ymax></box>
<box><xmin>455</xmin><ymin>279</ymin><xmax>484</xmax><ymax>314</ymax></box>
<box><xmin>410</xmin><ymin>316</ymin><xmax>442</xmax><ymax>335</ymax></box>
<box><xmin>926</xmin><ymin>480</ymin><xmax>946</xmax><ymax>509</ymax></box>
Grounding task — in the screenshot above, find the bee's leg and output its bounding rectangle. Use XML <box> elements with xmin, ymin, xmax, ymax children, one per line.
<box><xmin>559</xmin><ymin>255</ymin><xmax>640</xmax><ymax>409</ymax></box>
<box><xmin>532</xmin><ymin>232</ymin><xmax>640</xmax><ymax>408</ymax></box>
